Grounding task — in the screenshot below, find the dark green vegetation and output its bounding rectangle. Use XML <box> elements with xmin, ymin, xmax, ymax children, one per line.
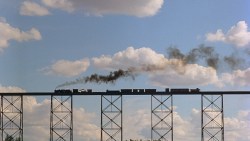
<box><xmin>126</xmin><ymin>139</ymin><xmax>161</xmax><ymax>141</ymax></box>
<box><xmin>4</xmin><ymin>134</ymin><xmax>21</xmax><ymax>141</ymax></box>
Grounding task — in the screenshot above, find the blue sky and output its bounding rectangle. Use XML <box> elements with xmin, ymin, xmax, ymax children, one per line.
<box><xmin>0</xmin><ymin>0</ymin><xmax>250</xmax><ymax>140</ymax></box>
<box><xmin>0</xmin><ymin>0</ymin><xmax>250</xmax><ymax>92</ymax></box>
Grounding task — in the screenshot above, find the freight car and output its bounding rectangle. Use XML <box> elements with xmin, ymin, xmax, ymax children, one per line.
<box><xmin>167</xmin><ymin>88</ymin><xmax>200</xmax><ymax>93</ymax></box>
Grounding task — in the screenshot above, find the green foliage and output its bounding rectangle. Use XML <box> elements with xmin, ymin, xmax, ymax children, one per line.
<box><xmin>126</xmin><ymin>139</ymin><xmax>161</xmax><ymax>141</ymax></box>
<box><xmin>5</xmin><ymin>134</ymin><xmax>13</xmax><ymax>141</ymax></box>
<box><xmin>4</xmin><ymin>134</ymin><xmax>21</xmax><ymax>141</ymax></box>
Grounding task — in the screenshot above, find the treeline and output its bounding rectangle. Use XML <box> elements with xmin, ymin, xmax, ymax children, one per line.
<box><xmin>5</xmin><ymin>134</ymin><xmax>21</xmax><ymax>141</ymax></box>
<box><xmin>125</xmin><ymin>139</ymin><xmax>161</xmax><ymax>141</ymax></box>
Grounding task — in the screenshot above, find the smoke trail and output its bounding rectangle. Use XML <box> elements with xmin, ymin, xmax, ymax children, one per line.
<box><xmin>167</xmin><ymin>45</ymin><xmax>219</xmax><ymax>69</ymax></box>
<box><xmin>56</xmin><ymin>69</ymin><xmax>135</xmax><ymax>88</ymax></box>
<box><xmin>245</xmin><ymin>49</ymin><xmax>250</xmax><ymax>56</ymax></box>
<box><xmin>223</xmin><ymin>53</ymin><xmax>245</xmax><ymax>70</ymax></box>
<box><xmin>56</xmin><ymin>45</ymin><xmax>246</xmax><ymax>88</ymax></box>
<box><xmin>167</xmin><ymin>45</ymin><xmax>244</xmax><ymax>70</ymax></box>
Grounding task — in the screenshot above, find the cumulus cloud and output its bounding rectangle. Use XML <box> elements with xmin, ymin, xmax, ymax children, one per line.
<box><xmin>149</xmin><ymin>64</ymin><xmax>220</xmax><ymax>87</ymax></box>
<box><xmin>42</xmin><ymin>0</ymin><xmax>74</xmax><ymax>12</ymax></box>
<box><xmin>0</xmin><ymin>84</ymin><xmax>26</xmax><ymax>92</ymax></box>
<box><xmin>41</xmin><ymin>0</ymin><xmax>164</xmax><ymax>17</ymax></box>
<box><xmin>20</xmin><ymin>1</ymin><xmax>50</xmax><ymax>16</ymax></box>
<box><xmin>224</xmin><ymin>110</ymin><xmax>250</xmax><ymax>141</ymax></box>
<box><xmin>123</xmin><ymin>102</ymin><xmax>250</xmax><ymax>141</ymax></box>
<box><xmin>123</xmin><ymin>107</ymin><xmax>200</xmax><ymax>140</ymax></box>
<box><xmin>124</xmin><ymin>109</ymin><xmax>151</xmax><ymax>140</ymax></box>
<box><xmin>42</xmin><ymin>58</ymin><xmax>90</xmax><ymax>77</ymax></box>
<box><xmin>93</xmin><ymin>47</ymin><xmax>167</xmax><ymax>70</ymax></box>
<box><xmin>22</xmin><ymin>96</ymin><xmax>99</xmax><ymax>141</ymax></box>
<box><xmin>206</xmin><ymin>21</ymin><xmax>250</xmax><ymax>47</ymax></box>
<box><xmin>220</xmin><ymin>68</ymin><xmax>250</xmax><ymax>87</ymax></box>
<box><xmin>0</xmin><ymin>17</ymin><xmax>41</xmax><ymax>50</ymax></box>
<box><xmin>92</xmin><ymin>47</ymin><xmax>220</xmax><ymax>87</ymax></box>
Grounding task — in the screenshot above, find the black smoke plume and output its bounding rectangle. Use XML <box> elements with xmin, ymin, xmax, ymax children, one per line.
<box><xmin>167</xmin><ymin>44</ymin><xmax>244</xmax><ymax>70</ymax></box>
<box><xmin>223</xmin><ymin>53</ymin><xmax>245</xmax><ymax>70</ymax></box>
<box><xmin>167</xmin><ymin>45</ymin><xmax>219</xmax><ymax>69</ymax></box>
<box><xmin>56</xmin><ymin>69</ymin><xmax>135</xmax><ymax>88</ymax></box>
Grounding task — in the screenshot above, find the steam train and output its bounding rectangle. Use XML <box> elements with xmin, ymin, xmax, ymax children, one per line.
<box><xmin>54</xmin><ymin>89</ymin><xmax>92</xmax><ymax>93</ymax></box>
<box><xmin>54</xmin><ymin>88</ymin><xmax>200</xmax><ymax>94</ymax></box>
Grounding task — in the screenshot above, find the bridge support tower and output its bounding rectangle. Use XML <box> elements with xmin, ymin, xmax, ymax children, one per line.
<box><xmin>101</xmin><ymin>93</ymin><xmax>122</xmax><ymax>141</ymax></box>
<box><xmin>151</xmin><ymin>94</ymin><xmax>173</xmax><ymax>141</ymax></box>
<box><xmin>50</xmin><ymin>94</ymin><xmax>73</xmax><ymax>141</ymax></box>
<box><xmin>201</xmin><ymin>94</ymin><xmax>224</xmax><ymax>141</ymax></box>
<box><xmin>0</xmin><ymin>95</ymin><xmax>23</xmax><ymax>141</ymax></box>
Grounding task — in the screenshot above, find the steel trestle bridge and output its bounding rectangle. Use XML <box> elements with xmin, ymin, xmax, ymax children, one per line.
<box><xmin>1</xmin><ymin>89</ymin><xmax>250</xmax><ymax>141</ymax></box>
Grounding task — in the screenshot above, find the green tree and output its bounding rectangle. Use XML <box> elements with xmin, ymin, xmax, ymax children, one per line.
<box><xmin>5</xmin><ymin>134</ymin><xmax>14</xmax><ymax>141</ymax></box>
<box><xmin>5</xmin><ymin>134</ymin><xmax>21</xmax><ymax>141</ymax></box>
<box><xmin>14</xmin><ymin>137</ymin><xmax>21</xmax><ymax>141</ymax></box>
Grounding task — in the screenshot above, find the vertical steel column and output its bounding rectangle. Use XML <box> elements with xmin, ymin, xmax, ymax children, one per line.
<box><xmin>201</xmin><ymin>94</ymin><xmax>224</xmax><ymax>141</ymax></box>
<box><xmin>0</xmin><ymin>95</ymin><xmax>23</xmax><ymax>141</ymax></box>
<box><xmin>151</xmin><ymin>94</ymin><xmax>173</xmax><ymax>141</ymax></box>
<box><xmin>50</xmin><ymin>94</ymin><xmax>73</xmax><ymax>141</ymax></box>
<box><xmin>101</xmin><ymin>94</ymin><xmax>122</xmax><ymax>141</ymax></box>
<box><xmin>0</xmin><ymin>95</ymin><xmax>1</xmax><ymax>141</ymax></box>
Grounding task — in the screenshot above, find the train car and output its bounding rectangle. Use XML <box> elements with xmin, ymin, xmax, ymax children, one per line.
<box><xmin>73</xmin><ymin>89</ymin><xmax>79</xmax><ymax>93</ymax></box>
<box><xmin>106</xmin><ymin>90</ymin><xmax>120</xmax><ymax>94</ymax></box>
<box><xmin>55</xmin><ymin>89</ymin><xmax>92</xmax><ymax>94</ymax></box>
<box><xmin>170</xmin><ymin>88</ymin><xmax>189</xmax><ymax>93</ymax></box>
<box><xmin>190</xmin><ymin>88</ymin><xmax>200</xmax><ymax>93</ymax></box>
<box><xmin>54</xmin><ymin>89</ymin><xmax>72</xmax><ymax>93</ymax></box>
<box><xmin>133</xmin><ymin>89</ymin><xmax>145</xmax><ymax>93</ymax></box>
<box><xmin>79</xmin><ymin>89</ymin><xmax>92</xmax><ymax>93</ymax></box>
<box><xmin>145</xmin><ymin>89</ymin><xmax>156</xmax><ymax>93</ymax></box>
<box><xmin>121</xmin><ymin>89</ymin><xmax>133</xmax><ymax>93</ymax></box>
<box><xmin>165</xmin><ymin>88</ymin><xmax>170</xmax><ymax>93</ymax></box>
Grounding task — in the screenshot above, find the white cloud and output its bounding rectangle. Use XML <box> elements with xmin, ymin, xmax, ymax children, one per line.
<box><xmin>0</xmin><ymin>84</ymin><xmax>26</xmax><ymax>92</ymax></box>
<box><xmin>42</xmin><ymin>58</ymin><xmax>90</xmax><ymax>77</ymax></box>
<box><xmin>206</xmin><ymin>29</ymin><xmax>225</xmax><ymax>41</ymax></box>
<box><xmin>42</xmin><ymin>0</ymin><xmax>164</xmax><ymax>17</ymax></box>
<box><xmin>22</xmin><ymin>96</ymin><xmax>99</xmax><ymax>141</ymax></box>
<box><xmin>224</xmin><ymin>110</ymin><xmax>250</xmax><ymax>141</ymax></box>
<box><xmin>73</xmin><ymin>107</ymin><xmax>100</xmax><ymax>141</ymax></box>
<box><xmin>206</xmin><ymin>21</ymin><xmax>250</xmax><ymax>47</ymax></box>
<box><xmin>125</xmin><ymin>107</ymin><xmax>250</xmax><ymax>141</ymax></box>
<box><xmin>0</xmin><ymin>17</ymin><xmax>42</xmax><ymax>50</ymax></box>
<box><xmin>124</xmin><ymin>109</ymin><xmax>151</xmax><ymax>140</ymax></box>
<box><xmin>42</xmin><ymin>0</ymin><xmax>74</xmax><ymax>12</ymax></box>
<box><xmin>220</xmin><ymin>68</ymin><xmax>250</xmax><ymax>87</ymax></box>
<box><xmin>92</xmin><ymin>47</ymin><xmax>220</xmax><ymax>87</ymax></box>
<box><xmin>20</xmin><ymin>1</ymin><xmax>50</xmax><ymax>16</ymax></box>
<box><xmin>149</xmin><ymin>63</ymin><xmax>220</xmax><ymax>87</ymax></box>
<box><xmin>93</xmin><ymin>47</ymin><xmax>167</xmax><ymax>70</ymax></box>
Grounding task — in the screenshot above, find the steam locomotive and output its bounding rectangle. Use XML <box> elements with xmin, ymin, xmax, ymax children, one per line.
<box><xmin>54</xmin><ymin>89</ymin><xmax>92</xmax><ymax>93</ymax></box>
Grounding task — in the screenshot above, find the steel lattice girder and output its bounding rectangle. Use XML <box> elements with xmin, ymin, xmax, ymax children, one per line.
<box><xmin>50</xmin><ymin>95</ymin><xmax>73</xmax><ymax>141</ymax></box>
<box><xmin>0</xmin><ymin>95</ymin><xmax>23</xmax><ymax>141</ymax></box>
<box><xmin>201</xmin><ymin>94</ymin><xmax>224</xmax><ymax>141</ymax></box>
<box><xmin>151</xmin><ymin>95</ymin><xmax>173</xmax><ymax>141</ymax></box>
<box><xmin>101</xmin><ymin>95</ymin><xmax>122</xmax><ymax>141</ymax></box>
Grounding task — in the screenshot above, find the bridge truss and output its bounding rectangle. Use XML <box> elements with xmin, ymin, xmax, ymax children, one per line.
<box><xmin>0</xmin><ymin>90</ymin><xmax>249</xmax><ymax>141</ymax></box>
<box><xmin>50</xmin><ymin>94</ymin><xmax>73</xmax><ymax>141</ymax></box>
<box><xmin>0</xmin><ymin>95</ymin><xmax>23</xmax><ymax>141</ymax></box>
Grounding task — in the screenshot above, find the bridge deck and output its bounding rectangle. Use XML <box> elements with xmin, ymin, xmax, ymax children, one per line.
<box><xmin>1</xmin><ymin>91</ymin><xmax>250</xmax><ymax>96</ymax></box>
